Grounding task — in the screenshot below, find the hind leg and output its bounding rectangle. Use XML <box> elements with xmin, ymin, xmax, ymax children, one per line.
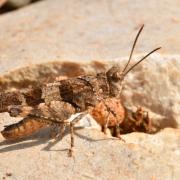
<box><xmin>69</xmin><ymin>113</ymin><xmax>87</xmax><ymax>157</ymax></box>
<box><xmin>50</xmin><ymin>123</ymin><xmax>67</xmax><ymax>141</ymax></box>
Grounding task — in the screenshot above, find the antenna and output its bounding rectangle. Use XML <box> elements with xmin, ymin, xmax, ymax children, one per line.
<box><xmin>124</xmin><ymin>47</ymin><xmax>161</xmax><ymax>76</ymax></box>
<box><xmin>122</xmin><ymin>24</ymin><xmax>144</xmax><ymax>73</ymax></box>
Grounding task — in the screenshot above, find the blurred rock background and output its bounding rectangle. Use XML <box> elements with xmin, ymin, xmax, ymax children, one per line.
<box><xmin>0</xmin><ymin>0</ymin><xmax>40</xmax><ymax>12</ymax></box>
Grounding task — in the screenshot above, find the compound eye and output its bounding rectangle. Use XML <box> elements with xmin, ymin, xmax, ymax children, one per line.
<box><xmin>106</xmin><ymin>66</ymin><xmax>123</xmax><ymax>82</ymax></box>
<box><xmin>115</xmin><ymin>72</ymin><xmax>120</xmax><ymax>78</ymax></box>
<box><xmin>109</xmin><ymin>72</ymin><xmax>118</xmax><ymax>82</ymax></box>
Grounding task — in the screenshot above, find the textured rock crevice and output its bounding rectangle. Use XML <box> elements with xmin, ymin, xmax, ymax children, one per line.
<box><xmin>0</xmin><ymin>54</ymin><xmax>180</xmax><ymax>130</ymax></box>
<box><xmin>0</xmin><ymin>61</ymin><xmax>107</xmax><ymax>90</ymax></box>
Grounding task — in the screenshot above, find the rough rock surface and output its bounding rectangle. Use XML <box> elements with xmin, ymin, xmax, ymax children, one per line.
<box><xmin>0</xmin><ymin>127</ymin><xmax>180</xmax><ymax>180</ymax></box>
<box><xmin>0</xmin><ymin>54</ymin><xmax>179</xmax><ymax>129</ymax></box>
<box><xmin>0</xmin><ymin>0</ymin><xmax>180</xmax><ymax>180</ymax></box>
<box><xmin>121</xmin><ymin>54</ymin><xmax>180</xmax><ymax>129</ymax></box>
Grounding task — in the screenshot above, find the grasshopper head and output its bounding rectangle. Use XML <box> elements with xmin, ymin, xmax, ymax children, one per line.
<box><xmin>106</xmin><ymin>25</ymin><xmax>161</xmax><ymax>97</ymax></box>
<box><xmin>106</xmin><ymin>66</ymin><xmax>124</xmax><ymax>83</ymax></box>
<box><xmin>106</xmin><ymin>66</ymin><xmax>124</xmax><ymax>97</ymax></box>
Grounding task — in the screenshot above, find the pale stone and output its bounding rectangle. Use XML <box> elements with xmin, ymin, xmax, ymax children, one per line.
<box><xmin>120</xmin><ymin>54</ymin><xmax>180</xmax><ymax>129</ymax></box>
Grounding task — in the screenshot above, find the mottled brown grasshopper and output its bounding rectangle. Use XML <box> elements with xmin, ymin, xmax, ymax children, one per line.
<box><xmin>0</xmin><ymin>25</ymin><xmax>160</xmax><ymax>156</ymax></box>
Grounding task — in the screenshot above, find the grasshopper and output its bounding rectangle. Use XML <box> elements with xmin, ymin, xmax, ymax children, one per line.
<box><xmin>0</xmin><ymin>25</ymin><xmax>160</xmax><ymax>156</ymax></box>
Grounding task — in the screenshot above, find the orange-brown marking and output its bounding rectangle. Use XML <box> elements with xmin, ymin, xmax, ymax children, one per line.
<box><xmin>90</xmin><ymin>98</ymin><xmax>125</xmax><ymax>127</ymax></box>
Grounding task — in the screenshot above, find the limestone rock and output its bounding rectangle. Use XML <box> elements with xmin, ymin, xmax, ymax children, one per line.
<box><xmin>0</xmin><ymin>127</ymin><xmax>179</xmax><ymax>180</ymax></box>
